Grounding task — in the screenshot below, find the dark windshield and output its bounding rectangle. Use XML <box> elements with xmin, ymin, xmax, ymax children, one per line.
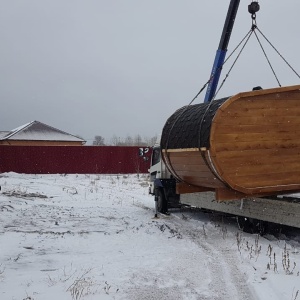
<box><xmin>151</xmin><ymin>147</ymin><xmax>161</xmax><ymax>166</ymax></box>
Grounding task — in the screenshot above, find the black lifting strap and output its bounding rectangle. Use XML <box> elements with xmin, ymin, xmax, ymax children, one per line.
<box><xmin>166</xmin><ymin>1</ymin><xmax>300</xmax><ymax>150</ymax></box>
<box><xmin>255</xmin><ymin>26</ymin><xmax>300</xmax><ymax>81</ymax></box>
<box><xmin>248</xmin><ymin>1</ymin><xmax>300</xmax><ymax>86</ymax></box>
<box><xmin>214</xmin><ymin>1</ymin><xmax>300</xmax><ymax>100</ymax></box>
<box><xmin>198</xmin><ymin>1</ymin><xmax>300</xmax><ymax>147</ymax></box>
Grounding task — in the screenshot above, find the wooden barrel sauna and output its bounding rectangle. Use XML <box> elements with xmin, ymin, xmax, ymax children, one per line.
<box><xmin>161</xmin><ymin>85</ymin><xmax>300</xmax><ymax>200</ymax></box>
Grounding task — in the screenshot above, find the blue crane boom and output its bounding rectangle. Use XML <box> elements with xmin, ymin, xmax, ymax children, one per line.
<box><xmin>204</xmin><ymin>0</ymin><xmax>240</xmax><ymax>103</ymax></box>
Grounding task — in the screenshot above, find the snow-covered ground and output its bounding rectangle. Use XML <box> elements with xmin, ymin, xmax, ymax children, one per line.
<box><xmin>0</xmin><ymin>173</ymin><xmax>299</xmax><ymax>300</ymax></box>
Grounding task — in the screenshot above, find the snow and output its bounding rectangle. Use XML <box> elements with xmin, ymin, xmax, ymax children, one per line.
<box><xmin>3</xmin><ymin>121</ymin><xmax>85</xmax><ymax>142</ymax></box>
<box><xmin>0</xmin><ymin>173</ymin><xmax>299</xmax><ymax>300</ymax></box>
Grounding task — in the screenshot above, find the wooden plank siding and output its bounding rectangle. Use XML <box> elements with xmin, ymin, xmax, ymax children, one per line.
<box><xmin>162</xmin><ymin>149</ymin><xmax>226</xmax><ymax>189</ymax></box>
<box><xmin>161</xmin><ymin>85</ymin><xmax>300</xmax><ymax>199</ymax></box>
<box><xmin>210</xmin><ymin>85</ymin><xmax>300</xmax><ymax>195</ymax></box>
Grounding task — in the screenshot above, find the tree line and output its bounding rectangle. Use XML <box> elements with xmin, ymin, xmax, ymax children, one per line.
<box><xmin>92</xmin><ymin>134</ymin><xmax>157</xmax><ymax>146</ymax></box>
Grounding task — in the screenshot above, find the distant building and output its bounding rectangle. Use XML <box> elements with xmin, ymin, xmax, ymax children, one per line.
<box><xmin>0</xmin><ymin>121</ymin><xmax>86</xmax><ymax>146</ymax></box>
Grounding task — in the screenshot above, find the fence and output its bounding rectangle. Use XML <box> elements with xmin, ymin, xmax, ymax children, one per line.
<box><xmin>0</xmin><ymin>146</ymin><xmax>152</xmax><ymax>174</ymax></box>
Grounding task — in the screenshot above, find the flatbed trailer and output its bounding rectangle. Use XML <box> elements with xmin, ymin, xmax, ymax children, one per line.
<box><xmin>180</xmin><ymin>192</ymin><xmax>300</xmax><ymax>229</ymax></box>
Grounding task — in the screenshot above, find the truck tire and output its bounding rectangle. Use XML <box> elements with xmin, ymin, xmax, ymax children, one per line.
<box><xmin>236</xmin><ymin>216</ymin><xmax>267</xmax><ymax>235</ymax></box>
<box><xmin>157</xmin><ymin>188</ymin><xmax>168</xmax><ymax>214</ymax></box>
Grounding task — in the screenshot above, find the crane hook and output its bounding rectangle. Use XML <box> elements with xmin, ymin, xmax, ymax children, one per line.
<box><xmin>248</xmin><ymin>1</ymin><xmax>260</xmax><ymax>19</ymax></box>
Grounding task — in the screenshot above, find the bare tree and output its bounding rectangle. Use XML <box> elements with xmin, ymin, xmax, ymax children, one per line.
<box><xmin>124</xmin><ymin>135</ymin><xmax>133</xmax><ymax>146</ymax></box>
<box><xmin>109</xmin><ymin>134</ymin><xmax>156</xmax><ymax>146</ymax></box>
<box><xmin>144</xmin><ymin>135</ymin><xmax>158</xmax><ymax>146</ymax></box>
<box><xmin>93</xmin><ymin>135</ymin><xmax>105</xmax><ymax>146</ymax></box>
<box><xmin>134</xmin><ymin>134</ymin><xmax>143</xmax><ymax>146</ymax></box>
<box><xmin>110</xmin><ymin>135</ymin><xmax>119</xmax><ymax>146</ymax></box>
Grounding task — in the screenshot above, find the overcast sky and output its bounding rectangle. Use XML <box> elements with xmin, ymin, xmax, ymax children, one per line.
<box><xmin>0</xmin><ymin>0</ymin><xmax>299</xmax><ymax>144</ymax></box>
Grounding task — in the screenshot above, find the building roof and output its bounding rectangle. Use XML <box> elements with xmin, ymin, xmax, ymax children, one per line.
<box><xmin>0</xmin><ymin>131</ymin><xmax>10</xmax><ymax>139</ymax></box>
<box><xmin>0</xmin><ymin>121</ymin><xmax>86</xmax><ymax>143</ymax></box>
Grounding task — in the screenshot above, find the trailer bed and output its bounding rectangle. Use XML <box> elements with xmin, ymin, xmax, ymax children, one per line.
<box><xmin>181</xmin><ymin>192</ymin><xmax>300</xmax><ymax>228</ymax></box>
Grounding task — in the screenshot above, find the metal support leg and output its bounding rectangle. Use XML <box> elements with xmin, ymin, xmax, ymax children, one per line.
<box><xmin>154</xmin><ymin>194</ymin><xmax>158</xmax><ymax>218</ymax></box>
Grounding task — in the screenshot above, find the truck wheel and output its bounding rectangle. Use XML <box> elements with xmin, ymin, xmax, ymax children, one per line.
<box><xmin>157</xmin><ymin>189</ymin><xmax>168</xmax><ymax>214</ymax></box>
<box><xmin>236</xmin><ymin>216</ymin><xmax>267</xmax><ymax>235</ymax></box>
<box><xmin>237</xmin><ymin>216</ymin><xmax>253</xmax><ymax>233</ymax></box>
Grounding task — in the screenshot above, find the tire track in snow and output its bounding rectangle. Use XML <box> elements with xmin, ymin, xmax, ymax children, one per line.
<box><xmin>163</xmin><ymin>215</ymin><xmax>256</xmax><ymax>300</ymax></box>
